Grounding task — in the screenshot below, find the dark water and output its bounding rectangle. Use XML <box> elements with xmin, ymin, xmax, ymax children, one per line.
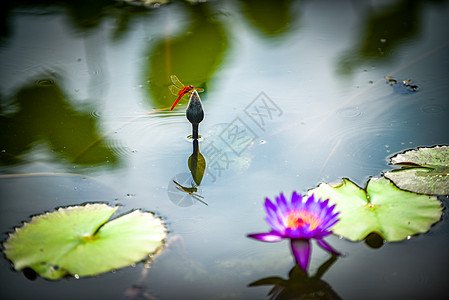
<box><xmin>1</xmin><ymin>0</ymin><xmax>449</xmax><ymax>299</ymax></box>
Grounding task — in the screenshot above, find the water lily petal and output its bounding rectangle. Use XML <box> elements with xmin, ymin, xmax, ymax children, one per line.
<box><xmin>291</xmin><ymin>191</ymin><xmax>303</xmax><ymax>207</ymax></box>
<box><xmin>316</xmin><ymin>238</ymin><xmax>340</xmax><ymax>255</ymax></box>
<box><xmin>290</xmin><ymin>239</ymin><xmax>311</xmax><ymax>272</ymax></box>
<box><xmin>248</xmin><ymin>192</ymin><xmax>341</xmax><ymax>273</ymax></box>
<box><xmin>320</xmin><ymin>198</ymin><xmax>330</xmax><ymax>210</ymax></box>
<box><xmin>265</xmin><ymin>216</ymin><xmax>284</xmax><ymax>233</ymax></box>
<box><xmin>276</xmin><ymin>193</ymin><xmax>289</xmax><ymax>215</ymax></box>
<box><xmin>264</xmin><ymin>198</ymin><xmax>277</xmax><ymax>215</ymax></box>
<box><xmin>247</xmin><ymin>232</ymin><xmax>283</xmax><ymax>242</ymax></box>
<box><xmin>310</xmin><ymin>193</ymin><xmax>318</xmax><ymax>205</ymax></box>
<box><xmin>322</xmin><ymin>217</ymin><xmax>340</xmax><ymax>229</ymax></box>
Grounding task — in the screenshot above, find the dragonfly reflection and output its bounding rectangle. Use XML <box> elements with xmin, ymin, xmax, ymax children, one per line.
<box><xmin>172</xmin><ymin>180</ymin><xmax>208</xmax><ymax>206</ymax></box>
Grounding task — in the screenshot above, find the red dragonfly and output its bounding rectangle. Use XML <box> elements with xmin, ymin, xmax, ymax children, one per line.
<box><xmin>168</xmin><ymin>75</ymin><xmax>204</xmax><ymax>111</ymax></box>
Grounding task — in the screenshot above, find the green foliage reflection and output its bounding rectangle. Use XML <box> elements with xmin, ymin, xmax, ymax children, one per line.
<box><xmin>337</xmin><ymin>0</ymin><xmax>446</xmax><ymax>74</ymax></box>
<box><xmin>1</xmin><ymin>0</ymin><xmax>117</xmax><ymax>37</ymax></box>
<box><xmin>238</xmin><ymin>0</ymin><xmax>295</xmax><ymax>38</ymax></box>
<box><xmin>0</xmin><ymin>77</ymin><xmax>118</xmax><ymax>167</ymax></box>
<box><xmin>145</xmin><ymin>1</ymin><xmax>228</xmax><ymax>108</ymax></box>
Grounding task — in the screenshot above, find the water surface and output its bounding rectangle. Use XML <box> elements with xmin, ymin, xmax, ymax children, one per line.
<box><xmin>1</xmin><ymin>1</ymin><xmax>449</xmax><ymax>299</ymax></box>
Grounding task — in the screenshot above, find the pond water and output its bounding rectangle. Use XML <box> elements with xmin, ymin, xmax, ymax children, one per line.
<box><xmin>1</xmin><ymin>0</ymin><xmax>449</xmax><ymax>299</ymax></box>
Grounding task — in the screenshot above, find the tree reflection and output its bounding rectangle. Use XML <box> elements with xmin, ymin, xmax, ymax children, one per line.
<box><xmin>145</xmin><ymin>1</ymin><xmax>228</xmax><ymax>109</ymax></box>
<box><xmin>237</xmin><ymin>0</ymin><xmax>296</xmax><ymax>38</ymax></box>
<box><xmin>249</xmin><ymin>255</ymin><xmax>341</xmax><ymax>300</ymax></box>
<box><xmin>337</xmin><ymin>0</ymin><xmax>447</xmax><ymax>74</ymax></box>
<box><xmin>0</xmin><ymin>76</ymin><xmax>118</xmax><ymax>167</ymax></box>
<box><xmin>1</xmin><ymin>0</ymin><xmax>116</xmax><ymax>38</ymax></box>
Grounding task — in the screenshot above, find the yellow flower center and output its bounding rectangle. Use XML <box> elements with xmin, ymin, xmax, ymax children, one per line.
<box><xmin>286</xmin><ymin>210</ymin><xmax>321</xmax><ymax>230</ymax></box>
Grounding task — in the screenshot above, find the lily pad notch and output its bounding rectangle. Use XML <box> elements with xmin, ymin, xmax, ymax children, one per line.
<box><xmin>3</xmin><ymin>203</ymin><xmax>167</xmax><ymax>280</ymax></box>
<box><xmin>309</xmin><ymin>177</ymin><xmax>442</xmax><ymax>242</ymax></box>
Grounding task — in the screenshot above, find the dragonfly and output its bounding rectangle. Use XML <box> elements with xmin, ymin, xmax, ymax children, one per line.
<box><xmin>168</xmin><ymin>75</ymin><xmax>204</xmax><ymax>111</ymax></box>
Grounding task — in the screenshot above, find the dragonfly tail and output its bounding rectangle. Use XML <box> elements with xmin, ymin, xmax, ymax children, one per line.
<box><xmin>170</xmin><ymin>96</ymin><xmax>182</xmax><ymax>111</ymax></box>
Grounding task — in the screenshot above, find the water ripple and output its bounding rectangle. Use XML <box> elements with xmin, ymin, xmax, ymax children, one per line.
<box><xmin>35</xmin><ymin>79</ymin><xmax>55</xmax><ymax>87</ymax></box>
<box><xmin>322</xmin><ymin>121</ymin><xmax>410</xmax><ymax>175</ymax></box>
<box><xmin>336</xmin><ymin>106</ymin><xmax>362</xmax><ymax>118</ymax></box>
<box><xmin>420</xmin><ymin>104</ymin><xmax>445</xmax><ymax>114</ymax></box>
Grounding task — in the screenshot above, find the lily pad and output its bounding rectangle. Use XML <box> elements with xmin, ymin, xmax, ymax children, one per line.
<box><xmin>3</xmin><ymin>204</ymin><xmax>167</xmax><ymax>280</ymax></box>
<box><xmin>384</xmin><ymin>145</ymin><xmax>449</xmax><ymax>195</ymax></box>
<box><xmin>309</xmin><ymin>177</ymin><xmax>442</xmax><ymax>242</ymax></box>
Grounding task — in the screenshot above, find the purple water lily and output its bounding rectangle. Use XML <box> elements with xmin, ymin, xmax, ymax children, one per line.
<box><xmin>248</xmin><ymin>192</ymin><xmax>340</xmax><ymax>272</ymax></box>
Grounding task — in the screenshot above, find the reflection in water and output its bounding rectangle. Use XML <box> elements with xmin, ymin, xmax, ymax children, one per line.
<box><xmin>0</xmin><ymin>75</ymin><xmax>118</xmax><ymax>167</ymax></box>
<box><xmin>146</xmin><ymin>1</ymin><xmax>228</xmax><ymax>108</ymax></box>
<box><xmin>188</xmin><ymin>139</ymin><xmax>206</xmax><ymax>186</ymax></box>
<box><xmin>0</xmin><ymin>0</ymin><xmax>167</xmax><ymax>42</ymax></box>
<box><xmin>249</xmin><ymin>255</ymin><xmax>341</xmax><ymax>300</ymax></box>
<box><xmin>337</xmin><ymin>0</ymin><xmax>447</xmax><ymax>74</ymax></box>
<box><xmin>167</xmin><ymin>173</ymin><xmax>206</xmax><ymax>207</ymax></box>
<box><xmin>364</xmin><ymin>232</ymin><xmax>385</xmax><ymax>249</ymax></box>
<box><xmin>1</xmin><ymin>0</ymin><xmax>117</xmax><ymax>38</ymax></box>
<box><xmin>238</xmin><ymin>0</ymin><xmax>296</xmax><ymax>38</ymax></box>
<box><xmin>0</xmin><ymin>1</ymin><xmax>448</xmax><ymax>299</ymax></box>
<box><xmin>173</xmin><ymin>179</ymin><xmax>206</xmax><ymax>206</ymax></box>
<box><xmin>167</xmin><ymin>133</ymin><xmax>207</xmax><ymax>206</ymax></box>
<box><xmin>168</xmin><ymin>78</ymin><xmax>206</xmax><ymax>206</ymax></box>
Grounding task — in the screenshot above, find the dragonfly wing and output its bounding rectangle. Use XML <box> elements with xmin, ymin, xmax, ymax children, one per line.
<box><xmin>169</xmin><ymin>85</ymin><xmax>181</xmax><ymax>96</ymax></box>
<box><xmin>170</xmin><ymin>75</ymin><xmax>185</xmax><ymax>89</ymax></box>
<box><xmin>195</xmin><ymin>88</ymin><xmax>205</xmax><ymax>93</ymax></box>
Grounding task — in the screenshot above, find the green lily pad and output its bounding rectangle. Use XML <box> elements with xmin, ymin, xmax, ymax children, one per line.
<box><xmin>3</xmin><ymin>204</ymin><xmax>167</xmax><ymax>280</ymax></box>
<box><xmin>309</xmin><ymin>177</ymin><xmax>442</xmax><ymax>242</ymax></box>
<box><xmin>384</xmin><ymin>145</ymin><xmax>449</xmax><ymax>195</ymax></box>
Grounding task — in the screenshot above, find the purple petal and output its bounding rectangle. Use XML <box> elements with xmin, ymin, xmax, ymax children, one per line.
<box><xmin>313</xmin><ymin>230</ymin><xmax>332</xmax><ymax>239</ymax></box>
<box><xmin>265</xmin><ymin>205</ymin><xmax>280</xmax><ymax>223</ymax></box>
<box><xmin>306</xmin><ymin>194</ymin><xmax>315</xmax><ymax>207</ymax></box>
<box><xmin>285</xmin><ymin>227</ymin><xmax>302</xmax><ymax>239</ymax></box>
<box><xmin>323</xmin><ymin>217</ymin><xmax>340</xmax><ymax>230</ymax></box>
<box><xmin>247</xmin><ymin>232</ymin><xmax>283</xmax><ymax>242</ymax></box>
<box><xmin>276</xmin><ymin>193</ymin><xmax>289</xmax><ymax>215</ymax></box>
<box><xmin>265</xmin><ymin>216</ymin><xmax>284</xmax><ymax>233</ymax></box>
<box><xmin>320</xmin><ymin>198</ymin><xmax>329</xmax><ymax>209</ymax></box>
<box><xmin>327</xmin><ymin>204</ymin><xmax>337</xmax><ymax>214</ymax></box>
<box><xmin>290</xmin><ymin>239</ymin><xmax>311</xmax><ymax>272</ymax></box>
<box><xmin>322</xmin><ymin>211</ymin><xmax>340</xmax><ymax>226</ymax></box>
<box><xmin>264</xmin><ymin>198</ymin><xmax>277</xmax><ymax>216</ymax></box>
<box><xmin>291</xmin><ymin>191</ymin><xmax>302</xmax><ymax>207</ymax></box>
<box><xmin>316</xmin><ymin>238</ymin><xmax>340</xmax><ymax>255</ymax></box>
<box><xmin>329</xmin><ymin>211</ymin><xmax>339</xmax><ymax>220</ymax></box>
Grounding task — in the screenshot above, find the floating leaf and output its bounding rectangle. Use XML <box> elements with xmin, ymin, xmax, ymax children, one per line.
<box><xmin>385</xmin><ymin>76</ymin><xmax>419</xmax><ymax>94</ymax></box>
<box><xmin>309</xmin><ymin>177</ymin><xmax>442</xmax><ymax>242</ymax></box>
<box><xmin>384</xmin><ymin>145</ymin><xmax>449</xmax><ymax>195</ymax></box>
<box><xmin>3</xmin><ymin>204</ymin><xmax>167</xmax><ymax>280</ymax></box>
